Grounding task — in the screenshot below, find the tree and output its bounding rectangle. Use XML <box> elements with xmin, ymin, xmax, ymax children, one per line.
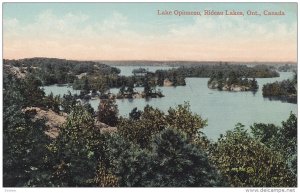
<box><xmin>251</xmin><ymin>123</ymin><xmax>279</xmax><ymax>146</ymax></box>
<box><xmin>95</xmin><ymin>77</ymin><xmax>109</xmax><ymax>96</ymax></box>
<box><xmin>118</xmin><ymin>103</ymin><xmax>207</xmax><ymax>148</ymax></box>
<box><xmin>251</xmin><ymin>113</ymin><xmax>297</xmax><ymax>175</ymax></box>
<box><xmin>51</xmin><ymin>105</ymin><xmax>116</xmax><ymax>186</ymax></box>
<box><xmin>110</xmin><ymin>128</ymin><xmax>226</xmax><ymax>187</ymax></box>
<box><xmin>3</xmin><ymin>78</ymin><xmax>53</xmax><ymax>187</ymax></box>
<box><xmin>44</xmin><ymin>92</ymin><xmax>61</xmax><ymax>113</ymax></box>
<box><xmin>82</xmin><ymin>77</ymin><xmax>91</xmax><ymax>95</ymax></box>
<box><xmin>210</xmin><ymin>123</ymin><xmax>296</xmax><ymax>187</ymax></box>
<box><xmin>18</xmin><ymin>74</ymin><xmax>46</xmax><ymax>108</ymax></box>
<box><xmin>126</xmin><ymin>82</ymin><xmax>135</xmax><ymax>97</ymax></box>
<box><xmin>97</xmin><ymin>98</ymin><xmax>119</xmax><ymax>126</ymax></box>
<box><xmin>262</xmin><ymin>79</ymin><xmax>297</xmax><ymax>103</ymax></box>
<box><xmin>250</xmin><ymin>78</ymin><xmax>258</xmax><ymax>90</ymax></box>
<box><xmin>279</xmin><ymin>113</ymin><xmax>297</xmax><ymax>159</ymax></box>
<box><xmin>129</xmin><ymin>107</ymin><xmax>142</xmax><ymax>120</ymax></box>
<box><xmin>61</xmin><ymin>91</ymin><xmax>78</xmax><ymax>113</ymax></box>
<box><xmin>166</xmin><ymin>102</ymin><xmax>207</xmax><ymax>140</ymax></box>
<box><xmin>119</xmin><ymin>85</ymin><xmax>126</xmax><ymax>95</ymax></box>
<box><xmin>143</xmin><ymin>77</ymin><xmax>152</xmax><ymax>97</ymax></box>
<box><xmin>156</xmin><ymin>70</ymin><xmax>165</xmax><ymax>86</ymax></box>
<box><xmin>228</xmin><ymin>71</ymin><xmax>238</xmax><ymax>85</ymax></box>
<box><xmin>118</xmin><ymin>105</ymin><xmax>165</xmax><ymax>148</ymax></box>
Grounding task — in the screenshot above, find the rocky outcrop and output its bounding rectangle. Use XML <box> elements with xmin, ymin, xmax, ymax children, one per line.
<box><xmin>163</xmin><ymin>79</ymin><xmax>173</xmax><ymax>86</ymax></box>
<box><xmin>23</xmin><ymin>107</ymin><xmax>117</xmax><ymax>138</ymax></box>
<box><xmin>94</xmin><ymin>120</ymin><xmax>117</xmax><ymax>133</ymax></box>
<box><xmin>76</xmin><ymin>72</ymin><xmax>87</xmax><ymax>79</ymax></box>
<box><xmin>208</xmin><ymin>81</ymin><xmax>254</xmax><ymax>92</ymax></box>
<box><xmin>23</xmin><ymin>107</ymin><xmax>67</xmax><ymax>138</ymax></box>
<box><xmin>4</xmin><ymin>65</ymin><xmax>27</xmax><ymax>79</ymax></box>
<box><xmin>116</xmin><ymin>91</ymin><xmax>164</xmax><ymax>99</ymax></box>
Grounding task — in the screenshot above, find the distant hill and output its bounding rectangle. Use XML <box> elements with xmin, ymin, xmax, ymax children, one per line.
<box><xmin>4</xmin><ymin>57</ymin><xmax>111</xmax><ymax>69</ymax></box>
<box><xmin>3</xmin><ymin>57</ymin><xmax>120</xmax><ymax>85</ymax></box>
<box><xmin>98</xmin><ymin>60</ymin><xmax>297</xmax><ymax>67</ymax></box>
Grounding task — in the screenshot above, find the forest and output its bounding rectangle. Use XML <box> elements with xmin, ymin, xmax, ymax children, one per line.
<box><xmin>166</xmin><ymin>64</ymin><xmax>279</xmax><ymax>78</ymax></box>
<box><xmin>3</xmin><ymin>58</ymin><xmax>297</xmax><ymax>187</ymax></box>
<box><xmin>208</xmin><ymin>71</ymin><xmax>258</xmax><ymax>91</ymax></box>
<box><xmin>3</xmin><ymin>57</ymin><xmax>121</xmax><ymax>85</ymax></box>
<box><xmin>4</xmin><ymin>58</ymin><xmax>281</xmax><ymax>100</ymax></box>
<box><xmin>262</xmin><ymin>73</ymin><xmax>297</xmax><ymax>103</ymax></box>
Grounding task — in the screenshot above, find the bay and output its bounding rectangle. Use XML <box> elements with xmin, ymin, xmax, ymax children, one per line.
<box><xmin>42</xmin><ymin>66</ymin><xmax>297</xmax><ymax>141</ymax></box>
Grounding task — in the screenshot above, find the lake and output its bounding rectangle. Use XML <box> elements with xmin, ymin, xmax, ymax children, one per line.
<box><xmin>42</xmin><ymin>66</ymin><xmax>297</xmax><ymax>141</ymax></box>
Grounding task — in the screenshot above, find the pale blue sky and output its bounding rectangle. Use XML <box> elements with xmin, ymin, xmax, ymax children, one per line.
<box><xmin>3</xmin><ymin>3</ymin><xmax>298</xmax><ymax>61</ymax></box>
<box><xmin>3</xmin><ymin>3</ymin><xmax>297</xmax><ymax>29</ymax></box>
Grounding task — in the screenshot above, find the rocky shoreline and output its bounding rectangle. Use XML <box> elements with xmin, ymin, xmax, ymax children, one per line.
<box><xmin>208</xmin><ymin>81</ymin><xmax>257</xmax><ymax>92</ymax></box>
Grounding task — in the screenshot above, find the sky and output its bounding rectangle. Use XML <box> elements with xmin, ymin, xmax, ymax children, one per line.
<box><xmin>3</xmin><ymin>3</ymin><xmax>298</xmax><ymax>62</ymax></box>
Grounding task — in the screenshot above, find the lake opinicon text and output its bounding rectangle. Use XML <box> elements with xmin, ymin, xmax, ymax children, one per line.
<box><xmin>157</xmin><ymin>9</ymin><xmax>285</xmax><ymax>17</ymax></box>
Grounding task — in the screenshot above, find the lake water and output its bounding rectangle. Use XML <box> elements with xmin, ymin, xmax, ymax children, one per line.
<box><xmin>42</xmin><ymin>66</ymin><xmax>297</xmax><ymax>141</ymax></box>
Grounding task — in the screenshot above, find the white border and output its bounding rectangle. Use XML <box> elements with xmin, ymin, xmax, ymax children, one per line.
<box><xmin>0</xmin><ymin>1</ymin><xmax>299</xmax><ymax>193</ymax></box>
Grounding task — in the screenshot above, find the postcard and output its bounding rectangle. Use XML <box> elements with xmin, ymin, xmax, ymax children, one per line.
<box><xmin>2</xmin><ymin>2</ymin><xmax>298</xmax><ymax>191</ymax></box>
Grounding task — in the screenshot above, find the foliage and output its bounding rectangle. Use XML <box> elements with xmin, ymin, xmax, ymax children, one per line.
<box><xmin>117</xmin><ymin>84</ymin><xmax>136</xmax><ymax>99</ymax></box>
<box><xmin>165</xmin><ymin>102</ymin><xmax>207</xmax><ymax>139</ymax></box>
<box><xmin>3</xmin><ymin>77</ymin><xmax>53</xmax><ymax>187</ymax></box>
<box><xmin>61</xmin><ymin>91</ymin><xmax>79</xmax><ymax>113</ymax></box>
<box><xmin>251</xmin><ymin>123</ymin><xmax>279</xmax><ymax>146</ymax></box>
<box><xmin>82</xmin><ymin>77</ymin><xmax>91</xmax><ymax>95</ymax></box>
<box><xmin>278</xmin><ymin>64</ymin><xmax>297</xmax><ymax>72</ymax></box>
<box><xmin>44</xmin><ymin>92</ymin><xmax>61</xmax><ymax>113</ymax></box>
<box><xmin>51</xmin><ymin>105</ymin><xmax>116</xmax><ymax>186</ymax></box>
<box><xmin>208</xmin><ymin>71</ymin><xmax>258</xmax><ymax>91</ymax></box>
<box><xmin>97</xmin><ymin>98</ymin><xmax>119</xmax><ymax>126</ymax></box>
<box><xmin>262</xmin><ymin>78</ymin><xmax>297</xmax><ymax>103</ymax></box>
<box><xmin>94</xmin><ymin>162</ymin><xmax>119</xmax><ymax>187</ymax></box>
<box><xmin>118</xmin><ymin>103</ymin><xmax>207</xmax><ymax>148</ymax></box>
<box><xmin>109</xmin><ymin>128</ymin><xmax>226</xmax><ymax>187</ymax></box>
<box><xmin>154</xmin><ymin>70</ymin><xmax>186</xmax><ymax>86</ymax></box>
<box><xmin>250</xmin><ymin>113</ymin><xmax>297</xmax><ymax>175</ymax></box>
<box><xmin>170</xmin><ymin>64</ymin><xmax>279</xmax><ymax>78</ymax></box>
<box><xmin>4</xmin><ymin>57</ymin><xmax>120</xmax><ymax>85</ymax></box>
<box><xmin>210</xmin><ymin>123</ymin><xmax>296</xmax><ymax>187</ymax></box>
<box><xmin>129</xmin><ymin>107</ymin><xmax>142</xmax><ymax>120</ymax></box>
<box><xmin>118</xmin><ymin>105</ymin><xmax>165</xmax><ymax>148</ymax></box>
<box><xmin>2</xmin><ymin>60</ymin><xmax>296</xmax><ymax>187</ymax></box>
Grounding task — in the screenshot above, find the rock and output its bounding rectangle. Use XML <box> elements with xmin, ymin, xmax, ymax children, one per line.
<box><xmin>23</xmin><ymin>107</ymin><xmax>119</xmax><ymax>138</ymax></box>
<box><xmin>76</xmin><ymin>72</ymin><xmax>87</xmax><ymax>79</ymax></box>
<box><xmin>23</xmin><ymin>107</ymin><xmax>67</xmax><ymax>138</ymax></box>
<box><xmin>232</xmin><ymin>86</ymin><xmax>242</xmax><ymax>92</ymax></box>
<box><xmin>163</xmin><ymin>79</ymin><xmax>173</xmax><ymax>86</ymax></box>
<box><xmin>94</xmin><ymin>120</ymin><xmax>117</xmax><ymax>133</ymax></box>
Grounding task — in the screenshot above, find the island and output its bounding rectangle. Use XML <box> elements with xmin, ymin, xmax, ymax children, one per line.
<box><xmin>207</xmin><ymin>72</ymin><xmax>259</xmax><ymax>92</ymax></box>
<box><xmin>4</xmin><ymin>58</ymin><xmax>282</xmax><ymax>99</ymax></box>
<box><xmin>262</xmin><ymin>74</ymin><xmax>297</xmax><ymax>103</ymax></box>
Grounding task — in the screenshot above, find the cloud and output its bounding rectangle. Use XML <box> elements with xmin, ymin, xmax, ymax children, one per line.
<box><xmin>3</xmin><ymin>9</ymin><xmax>297</xmax><ymax>61</ymax></box>
<box><xmin>101</xmin><ymin>11</ymin><xmax>128</xmax><ymax>31</ymax></box>
<box><xmin>167</xmin><ymin>15</ymin><xmax>296</xmax><ymax>44</ymax></box>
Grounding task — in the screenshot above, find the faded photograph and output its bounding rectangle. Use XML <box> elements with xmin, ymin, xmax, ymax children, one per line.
<box><xmin>2</xmin><ymin>2</ymin><xmax>297</xmax><ymax>188</ymax></box>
